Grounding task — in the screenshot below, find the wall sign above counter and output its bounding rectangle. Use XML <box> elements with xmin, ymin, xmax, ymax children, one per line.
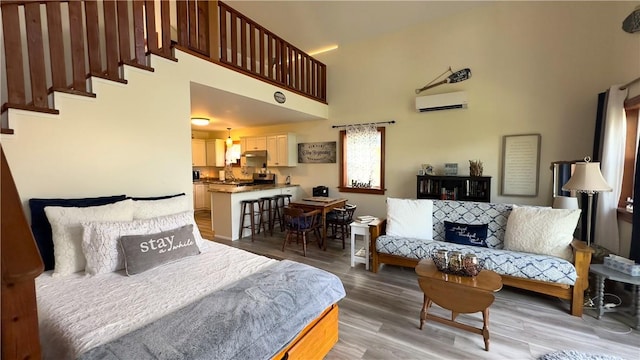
<box><xmin>274</xmin><ymin>91</ymin><xmax>286</xmax><ymax>104</ymax></box>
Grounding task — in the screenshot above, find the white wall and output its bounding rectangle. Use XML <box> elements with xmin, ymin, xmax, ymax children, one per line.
<box><xmin>1</xmin><ymin>55</ymin><xmax>193</xmax><ymax>221</ymax></box>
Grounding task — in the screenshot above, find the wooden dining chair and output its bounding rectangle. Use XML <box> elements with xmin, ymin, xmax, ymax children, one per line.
<box><xmin>281</xmin><ymin>207</ymin><xmax>322</xmax><ymax>256</ymax></box>
<box><xmin>326</xmin><ymin>203</ymin><xmax>357</xmax><ymax>249</ymax></box>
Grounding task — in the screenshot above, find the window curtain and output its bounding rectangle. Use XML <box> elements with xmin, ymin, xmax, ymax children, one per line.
<box><xmin>630</xmin><ymin>140</ymin><xmax>640</xmax><ymax>263</ymax></box>
<box><xmin>346</xmin><ymin>124</ymin><xmax>379</xmax><ymax>188</ymax></box>
<box><xmin>594</xmin><ymin>85</ymin><xmax>628</xmax><ymax>253</ymax></box>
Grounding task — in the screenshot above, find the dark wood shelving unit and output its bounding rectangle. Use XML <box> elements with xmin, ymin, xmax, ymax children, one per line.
<box><xmin>417</xmin><ymin>175</ymin><xmax>491</xmax><ymax>202</ymax></box>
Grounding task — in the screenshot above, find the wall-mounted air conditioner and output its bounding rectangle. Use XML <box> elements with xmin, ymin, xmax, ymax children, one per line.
<box><xmin>415</xmin><ymin>91</ymin><xmax>468</xmax><ymax>112</ymax></box>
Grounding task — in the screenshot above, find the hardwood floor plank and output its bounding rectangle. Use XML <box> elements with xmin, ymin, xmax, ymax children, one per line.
<box><xmin>194</xmin><ymin>211</ymin><xmax>640</xmax><ymax>359</ymax></box>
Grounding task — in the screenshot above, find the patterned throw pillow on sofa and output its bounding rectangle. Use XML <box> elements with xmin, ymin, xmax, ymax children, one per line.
<box><xmin>444</xmin><ymin>221</ymin><xmax>488</xmax><ymax>247</ymax></box>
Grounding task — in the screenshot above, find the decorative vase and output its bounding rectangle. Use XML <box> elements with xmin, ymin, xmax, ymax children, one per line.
<box><xmin>469</xmin><ymin>160</ymin><xmax>483</xmax><ymax>177</ymax></box>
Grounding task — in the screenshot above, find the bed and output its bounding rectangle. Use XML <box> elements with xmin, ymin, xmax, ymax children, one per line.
<box><xmin>1</xmin><ymin>169</ymin><xmax>345</xmax><ymax>360</ymax></box>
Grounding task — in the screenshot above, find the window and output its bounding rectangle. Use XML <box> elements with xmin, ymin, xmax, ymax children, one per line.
<box><xmin>338</xmin><ymin>126</ymin><xmax>386</xmax><ymax>195</ymax></box>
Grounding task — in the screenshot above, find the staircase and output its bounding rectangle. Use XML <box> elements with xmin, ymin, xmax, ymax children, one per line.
<box><xmin>1</xmin><ymin>0</ymin><xmax>327</xmax><ymax>134</ymax></box>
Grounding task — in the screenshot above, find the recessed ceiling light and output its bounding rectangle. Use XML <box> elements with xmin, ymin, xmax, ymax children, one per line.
<box><xmin>191</xmin><ymin>117</ymin><xmax>210</xmax><ymax>126</ymax></box>
<box><xmin>308</xmin><ymin>45</ymin><xmax>339</xmax><ymax>56</ymax></box>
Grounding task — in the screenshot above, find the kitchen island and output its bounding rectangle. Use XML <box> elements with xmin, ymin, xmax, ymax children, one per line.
<box><xmin>209</xmin><ymin>184</ymin><xmax>300</xmax><ymax>240</ymax></box>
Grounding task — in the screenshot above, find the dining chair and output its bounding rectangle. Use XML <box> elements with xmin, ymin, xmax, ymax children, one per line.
<box><xmin>281</xmin><ymin>207</ymin><xmax>322</xmax><ymax>256</ymax></box>
<box><xmin>326</xmin><ymin>203</ymin><xmax>357</xmax><ymax>249</ymax></box>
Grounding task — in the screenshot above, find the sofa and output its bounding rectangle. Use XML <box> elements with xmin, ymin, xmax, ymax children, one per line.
<box><xmin>370</xmin><ymin>199</ymin><xmax>592</xmax><ymax>317</ymax></box>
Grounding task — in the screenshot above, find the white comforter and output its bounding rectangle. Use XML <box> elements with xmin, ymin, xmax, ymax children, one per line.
<box><xmin>36</xmin><ymin>241</ymin><xmax>277</xmax><ymax>359</ymax></box>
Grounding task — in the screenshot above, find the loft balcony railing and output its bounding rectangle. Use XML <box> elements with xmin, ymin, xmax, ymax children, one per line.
<box><xmin>0</xmin><ymin>0</ymin><xmax>327</xmax><ymax>133</ymax></box>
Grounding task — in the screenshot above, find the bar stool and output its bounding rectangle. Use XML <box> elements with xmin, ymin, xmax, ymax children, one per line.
<box><xmin>239</xmin><ymin>199</ymin><xmax>261</xmax><ymax>241</ymax></box>
<box><xmin>258</xmin><ymin>196</ymin><xmax>277</xmax><ymax>236</ymax></box>
<box><xmin>274</xmin><ymin>194</ymin><xmax>292</xmax><ymax>231</ymax></box>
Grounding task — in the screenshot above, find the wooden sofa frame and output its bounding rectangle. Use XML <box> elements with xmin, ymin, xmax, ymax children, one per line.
<box><xmin>369</xmin><ymin>219</ymin><xmax>593</xmax><ymax>317</ymax></box>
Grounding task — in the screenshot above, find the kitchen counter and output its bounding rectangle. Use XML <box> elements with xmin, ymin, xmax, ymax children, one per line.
<box><xmin>209</xmin><ymin>185</ymin><xmax>300</xmax><ymax>241</ymax></box>
<box><xmin>208</xmin><ymin>183</ymin><xmax>299</xmax><ymax>193</ymax></box>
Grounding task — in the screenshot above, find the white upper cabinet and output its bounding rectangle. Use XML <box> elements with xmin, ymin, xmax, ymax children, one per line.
<box><xmin>191</xmin><ymin>139</ymin><xmax>206</xmax><ymax>166</ymax></box>
<box><xmin>267</xmin><ymin>133</ymin><xmax>297</xmax><ymax>167</ymax></box>
<box><xmin>206</xmin><ymin>139</ymin><xmax>225</xmax><ymax>167</ymax></box>
<box><xmin>243</xmin><ymin>136</ymin><xmax>267</xmax><ymax>151</ymax></box>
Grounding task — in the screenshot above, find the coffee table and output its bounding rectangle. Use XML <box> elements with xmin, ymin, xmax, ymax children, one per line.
<box><xmin>415</xmin><ymin>258</ymin><xmax>502</xmax><ymax>351</ymax></box>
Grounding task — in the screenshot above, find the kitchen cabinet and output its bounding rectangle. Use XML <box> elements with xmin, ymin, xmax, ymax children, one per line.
<box><xmin>243</xmin><ymin>136</ymin><xmax>267</xmax><ymax>151</ymax></box>
<box><xmin>266</xmin><ymin>133</ymin><xmax>297</xmax><ymax>167</ymax></box>
<box><xmin>193</xmin><ymin>183</ymin><xmax>209</xmax><ymax>210</ymax></box>
<box><xmin>191</xmin><ymin>139</ymin><xmax>206</xmax><ymax>166</ymax></box>
<box><xmin>206</xmin><ymin>139</ymin><xmax>225</xmax><ymax>167</ymax></box>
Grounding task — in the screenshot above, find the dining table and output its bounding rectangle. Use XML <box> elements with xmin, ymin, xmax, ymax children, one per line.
<box><xmin>289</xmin><ymin>197</ymin><xmax>348</xmax><ymax>250</ymax></box>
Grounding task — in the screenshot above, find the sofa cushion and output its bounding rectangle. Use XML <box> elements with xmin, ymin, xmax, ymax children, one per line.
<box><xmin>376</xmin><ymin>237</ymin><xmax>577</xmax><ymax>285</ymax></box>
<box><xmin>428</xmin><ymin>242</ymin><xmax>577</xmax><ymax>285</ymax></box>
<box><xmin>386</xmin><ymin>198</ymin><xmax>433</xmax><ymax>240</ymax></box>
<box><xmin>444</xmin><ymin>221</ymin><xmax>488</xmax><ymax>247</ymax></box>
<box><xmin>432</xmin><ymin>200</ymin><xmax>512</xmax><ymax>249</ymax></box>
<box><xmin>376</xmin><ymin>235</ymin><xmax>435</xmax><ymax>260</ymax></box>
<box><xmin>504</xmin><ymin>206</ymin><xmax>580</xmax><ymax>261</ymax></box>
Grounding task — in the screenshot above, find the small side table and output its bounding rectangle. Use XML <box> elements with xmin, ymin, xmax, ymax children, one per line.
<box><xmin>350</xmin><ymin>221</ymin><xmax>370</xmax><ymax>270</ymax></box>
<box><xmin>589</xmin><ymin>264</ymin><xmax>640</xmax><ymax>329</ymax></box>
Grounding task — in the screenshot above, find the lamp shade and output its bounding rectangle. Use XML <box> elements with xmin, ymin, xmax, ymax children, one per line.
<box><xmin>552</xmin><ymin>196</ymin><xmax>579</xmax><ymax>210</ymax></box>
<box><xmin>562</xmin><ymin>160</ymin><xmax>612</xmax><ymax>194</ymax></box>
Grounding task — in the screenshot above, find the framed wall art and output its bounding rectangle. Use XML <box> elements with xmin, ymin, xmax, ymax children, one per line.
<box><xmin>501</xmin><ymin>134</ymin><xmax>541</xmax><ymax>197</ymax></box>
<box><xmin>297</xmin><ymin>142</ymin><xmax>337</xmax><ymax>163</ymax></box>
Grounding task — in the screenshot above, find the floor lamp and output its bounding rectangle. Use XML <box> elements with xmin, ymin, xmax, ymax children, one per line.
<box><xmin>561</xmin><ymin>157</ymin><xmax>612</xmax><ymax>247</ymax></box>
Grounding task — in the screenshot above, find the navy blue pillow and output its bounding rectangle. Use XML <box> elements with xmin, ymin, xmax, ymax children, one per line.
<box><xmin>444</xmin><ymin>221</ymin><xmax>488</xmax><ymax>247</ymax></box>
<box><xmin>128</xmin><ymin>193</ymin><xmax>185</xmax><ymax>201</ymax></box>
<box><xmin>29</xmin><ymin>195</ymin><xmax>127</xmax><ymax>271</ymax></box>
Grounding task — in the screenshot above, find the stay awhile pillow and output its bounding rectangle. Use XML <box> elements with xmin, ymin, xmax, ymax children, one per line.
<box><xmin>82</xmin><ymin>211</ymin><xmax>205</xmax><ymax>275</ymax></box>
<box><xmin>386</xmin><ymin>198</ymin><xmax>433</xmax><ymax>240</ymax></box>
<box><xmin>120</xmin><ymin>224</ymin><xmax>200</xmax><ymax>275</ymax></box>
<box><xmin>44</xmin><ymin>199</ymin><xmax>135</xmax><ymax>276</ymax></box>
<box><xmin>504</xmin><ymin>206</ymin><xmax>581</xmax><ymax>261</ymax></box>
<box><xmin>444</xmin><ymin>221</ymin><xmax>488</xmax><ymax>247</ymax></box>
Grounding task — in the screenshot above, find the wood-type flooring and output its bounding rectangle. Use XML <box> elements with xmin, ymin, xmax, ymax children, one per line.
<box><xmin>195</xmin><ymin>211</ymin><xmax>640</xmax><ymax>359</ymax></box>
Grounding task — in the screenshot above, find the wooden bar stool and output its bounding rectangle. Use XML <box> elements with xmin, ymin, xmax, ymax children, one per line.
<box><xmin>239</xmin><ymin>199</ymin><xmax>261</xmax><ymax>241</ymax></box>
<box><xmin>258</xmin><ymin>196</ymin><xmax>276</xmax><ymax>236</ymax></box>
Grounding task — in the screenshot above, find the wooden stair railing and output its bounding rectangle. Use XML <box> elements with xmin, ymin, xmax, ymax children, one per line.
<box><xmin>1</xmin><ymin>144</ymin><xmax>45</xmax><ymax>359</ymax></box>
<box><xmin>1</xmin><ymin>0</ymin><xmax>327</xmax><ymax>133</ymax></box>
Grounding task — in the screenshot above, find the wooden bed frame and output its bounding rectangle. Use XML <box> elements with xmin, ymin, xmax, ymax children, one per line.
<box><xmin>0</xmin><ymin>146</ymin><xmax>338</xmax><ymax>360</ymax></box>
<box><xmin>369</xmin><ymin>218</ymin><xmax>593</xmax><ymax>317</ymax></box>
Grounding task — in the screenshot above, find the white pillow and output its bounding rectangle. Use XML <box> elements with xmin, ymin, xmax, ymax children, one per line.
<box><xmin>82</xmin><ymin>211</ymin><xmax>205</xmax><ymax>275</ymax></box>
<box><xmin>132</xmin><ymin>195</ymin><xmax>189</xmax><ymax>220</ymax></box>
<box><xmin>385</xmin><ymin>198</ymin><xmax>433</xmax><ymax>240</ymax></box>
<box><xmin>44</xmin><ymin>199</ymin><xmax>134</xmax><ymax>276</ymax></box>
<box><xmin>503</xmin><ymin>206</ymin><xmax>581</xmax><ymax>261</ymax></box>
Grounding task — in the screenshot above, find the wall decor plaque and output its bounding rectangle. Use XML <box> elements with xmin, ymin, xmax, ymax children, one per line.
<box><xmin>501</xmin><ymin>134</ymin><xmax>541</xmax><ymax>196</ymax></box>
<box><xmin>298</xmin><ymin>142</ymin><xmax>337</xmax><ymax>163</ymax></box>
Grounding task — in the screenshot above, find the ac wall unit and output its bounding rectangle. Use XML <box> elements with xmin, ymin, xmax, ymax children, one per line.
<box><xmin>415</xmin><ymin>91</ymin><xmax>468</xmax><ymax>112</ymax></box>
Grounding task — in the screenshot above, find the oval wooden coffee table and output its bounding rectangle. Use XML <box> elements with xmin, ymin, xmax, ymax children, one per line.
<box><xmin>415</xmin><ymin>258</ymin><xmax>502</xmax><ymax>351</ymax></box>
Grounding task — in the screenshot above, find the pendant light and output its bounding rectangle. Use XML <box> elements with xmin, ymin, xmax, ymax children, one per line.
<box><xmin>226</xmin><ymin>128</ymin><xmax>233</xmax><ymax>147</ymax></box>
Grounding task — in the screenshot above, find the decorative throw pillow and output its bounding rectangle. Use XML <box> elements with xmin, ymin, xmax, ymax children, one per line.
<box><xmin>28</xmin><ymin>195</ymin><xmax>127</xmax><ymax>271</ymax></box>
<box><xmin>120</xmin><ymin>224</ymin><xmax>200</xmax><ymax>275</ymax></box>
<box><xmin>44</xmin><ymin>199</ymin><xmax>134</xmax><ymax>276</ymax></box>
<box><xmin>132</xmin><ymin>194</ymin><xmax>189</xmax><ymax>220</ymax></box>
<box><xmin>504</xmin><ymin>206</ymin><xmax>581</xmax><ymax>261</ymax></box>
<box><xmin>386</xmin><ymin>198</ymin><xmax>433</xmax><ymax>240</ymax></box>
<box><xmin>82</xmin><ymin>211</ymin><xmax>205</xmax><ymax>275</ymax></box>
<box><xmin>444</xmin><ymin>221</ymin><xmax>488</xmax><ymax>247</ymax></box>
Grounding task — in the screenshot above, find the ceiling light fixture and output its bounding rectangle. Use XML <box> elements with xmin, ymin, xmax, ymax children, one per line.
<box><xmin>226</xmin><ymin>128</ymin><xmax>233</xmax><ymax>147</ymax></box>
<box><xmin>307</xmin><ymin>45</ymin><xmax>339</xmax><ymax>56</ymax></box>
<box><xmin>191</xmin><ymin>117</ymin><xmax>209</xmax><ymax>126</ymax></box>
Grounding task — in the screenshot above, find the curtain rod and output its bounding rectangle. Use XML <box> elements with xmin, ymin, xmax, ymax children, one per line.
<box><xmin>332</xmin><ymin>120</ymin><xmax>396</xmax><ymax>129</ymax></box>
<box><xmin>620</xmin><ymin>76</ymin><xmax>640</xmax><ymax>90</ymax></box>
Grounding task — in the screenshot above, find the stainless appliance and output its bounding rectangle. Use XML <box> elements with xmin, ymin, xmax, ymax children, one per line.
<box><xmin>252</xmin><ymin>173</ymin><xmax>276</xmax><ymax>185</ymax></box>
